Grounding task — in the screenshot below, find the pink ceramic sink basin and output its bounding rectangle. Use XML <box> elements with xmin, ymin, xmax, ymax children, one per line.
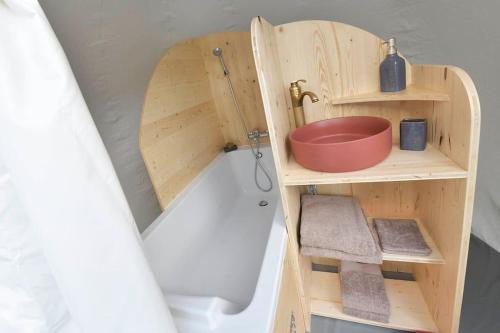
<box><xmin>289</xmin><ymin>116</ymin><xmax>392</xmax><ymax>172</ymax></box>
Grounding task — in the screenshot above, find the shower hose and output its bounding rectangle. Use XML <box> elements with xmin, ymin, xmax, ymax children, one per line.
<box><xmin>216</xmin><ymin>48</ymin><xmax>273</xmax><ymax>192</ymax></box>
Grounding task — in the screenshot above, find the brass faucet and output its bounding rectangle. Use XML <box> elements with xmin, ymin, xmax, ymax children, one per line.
<box><xmin>289</xmin><ymin>79</ymin><xmax>319</xmax><ymax>127</ymax></box>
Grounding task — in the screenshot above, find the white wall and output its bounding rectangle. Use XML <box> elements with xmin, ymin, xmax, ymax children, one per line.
<box><xmin>39</xmin><ymin>0</ymin><xmax>500</xmax><ymax>252</ymax></box>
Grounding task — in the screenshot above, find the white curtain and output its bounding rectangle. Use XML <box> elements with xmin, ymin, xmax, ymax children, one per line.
<box><xmin>0</xmin><ymin>1</ymin><xmax>177</xmax><ymax>332</ymax></box>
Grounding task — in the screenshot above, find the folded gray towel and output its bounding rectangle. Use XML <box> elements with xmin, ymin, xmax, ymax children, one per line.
<box><xmin>340</xmin><ymin>261</ymin><xmax>390</xmax><ymax>323</ymax></box>
<box><xmin>373</xmin><ymin>218</ymin><xmax>432</xmax><ymax>256</ymax></box>
<box><xmin>300</xmin><ymin>195</ymin><xmax>382</xmax><ymax>264</ymax></box>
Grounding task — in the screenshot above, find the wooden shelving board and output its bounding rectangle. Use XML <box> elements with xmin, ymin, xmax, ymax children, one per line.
<box><xmin>331</xmin><ymin>85</ymin><xmax>449</xmax><ymax>105</ymax></box>
<box><xmin>367</xmin><ymin>217</ymin><xmax>445</xmax><ymax>265</ymax></box>
<box><xmin>283</xmin><ymin>144</ymin><xmax>467</xmax><ymax>186</ymax></box>
<box><xmin>310</xmin><ymin>271</ymin><xmax>438</xmax><ymax>332</ymax></box>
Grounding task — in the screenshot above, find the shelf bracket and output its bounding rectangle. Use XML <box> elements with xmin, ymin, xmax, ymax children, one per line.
<box><xmin>307</xmin><ymin>184</ymin><xmax>317</xmax><ymax>195</ymax></box>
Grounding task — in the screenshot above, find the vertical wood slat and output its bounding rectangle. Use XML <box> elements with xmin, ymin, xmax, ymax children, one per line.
<box><xmin>411</xmin><ymin>65</ymin><xmax>480</xmax><ymax>333</ymax></box>
<box><xmin>252</xmin><ymin>17</ymin><xmax>313</xmax><ymax>331</ymax></box>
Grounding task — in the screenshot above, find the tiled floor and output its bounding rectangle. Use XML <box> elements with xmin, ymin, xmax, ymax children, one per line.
<box><xmin>311</xmin><ymin>235</ymin><xmax>500</xmax><ymax>333</ymax></box>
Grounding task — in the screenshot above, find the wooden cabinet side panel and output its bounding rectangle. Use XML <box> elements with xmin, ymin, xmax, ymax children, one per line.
<box><xmin>412</xmin><ymin>65</ymin><xmax>480</xmax><ymax>333</ymax></box>
<box><xmin>274</xmin><ymin>243</ymin><xmax>307</xmax><ymax>333</ymax></box>
<box><xmin>412</xmin><ymin>65</ymin><xmax>480</xmax><ymax>171</ymax></box>
<box><xmin>251</xmin><ymin>17</ymin><xmax>311</xmax><ymax>330</ymax></box>
<box><xmin>414</xmin><ymin>179</ymin><xmax>473</xmax><ymax>333</ymax></box>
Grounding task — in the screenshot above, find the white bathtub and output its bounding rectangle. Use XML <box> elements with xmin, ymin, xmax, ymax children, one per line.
<box><xmin>142</xmin><ymin>147</ymin><xmax>287</xmax><ymax>333</ymax></box>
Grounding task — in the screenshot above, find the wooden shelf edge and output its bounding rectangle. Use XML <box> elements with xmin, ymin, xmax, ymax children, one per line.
<box><xmin>283</xmin><ymin>145</ymin><xmax>468</xmax><ymax>186</ymax></box>
<box><xmin>304</xmin><ymin>217</ymin><xmax>445</xmax><ymax>265</ymax></box>
<box><xmin>367</xmin><ymin>217</ymin><xmax>445</xmax><ymax>265</ymax></box>
<box><xmin>331</xmin><ymin>85</ymin><xmax>450</xmax><ymax>105</ymax></box>
<box><xmin>311</xmin><ymin>271</ymin><xmax>438</xmax><ymax>332</ymax></box>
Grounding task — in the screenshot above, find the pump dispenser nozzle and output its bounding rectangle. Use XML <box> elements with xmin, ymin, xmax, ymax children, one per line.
<box><xmin>384</xmin><ymin>38</ymin><xmax>397</xmax><ymax>55</ymax></box>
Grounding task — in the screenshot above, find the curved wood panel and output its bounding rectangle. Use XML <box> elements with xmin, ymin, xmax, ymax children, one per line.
<box><xmin>411</xmin><ymin>65</ymin><xmax>481</xmax><ymax>333</ymax></box>
<box><xmin>140</xmin><ymin>32</ymin><xmax>267</xmax><ymax>209</ymax></box>
<box><xmin>274</xmin><ymin>20</ymin><xmax>413</xmax><ymax>126</ymax></box>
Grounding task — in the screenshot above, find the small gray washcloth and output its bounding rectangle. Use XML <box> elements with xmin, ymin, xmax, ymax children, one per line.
<box><xmin>374</xmin><ymin>219</ymin><xmax>432</xmax><ymax>256</ymax></box>
<box><xmin>340</xmin><ymin>261</ymin><xmax>390</xmax><ymax>323</ymax></box>
<box><xmin>300</xmin><ymin>195</ymin><xmax>382</xmax><ymax>264</ymax></box>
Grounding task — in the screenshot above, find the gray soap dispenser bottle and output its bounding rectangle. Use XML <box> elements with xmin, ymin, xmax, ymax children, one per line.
<box><xmin>380</xmin><ymin>38</ymin><xmax>406</xmax><ymax>92</ymax></box>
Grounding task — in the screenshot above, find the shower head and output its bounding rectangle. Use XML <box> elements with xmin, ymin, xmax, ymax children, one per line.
<box><xmin>212</xmin><ymin>47</ymin><xmax>222</xmax><ymax>57</ymax></box>
<box><xmin>212</xmin><ymin>47</ymin><xmax>229</xmax><ymax>76</ymax></box>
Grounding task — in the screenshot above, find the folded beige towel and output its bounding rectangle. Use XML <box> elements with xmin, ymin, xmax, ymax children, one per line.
<box><xmin>374</xmin><ymin>218</ymin><xmax>432</xmax><ymax>256</ymax></box>
<box><xmin>300</xmin><ymin>195</ymin><xmax>382</xmax><ymax>264</ymax></box>
<box><xmin>340</xmin><ymin>261</ymin><xmax>390</xmax><ymax>323</ymax></box>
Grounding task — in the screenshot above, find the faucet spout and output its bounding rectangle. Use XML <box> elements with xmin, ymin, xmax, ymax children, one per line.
<box><xmin>298</xmin><ymin>91</ymin><xmax>319</xmax><ymax>107</ymax></box>
<box><xmin>289</xmin><ymin>79</ymin><xmax>320</xmax><ymax>127</ymax></box>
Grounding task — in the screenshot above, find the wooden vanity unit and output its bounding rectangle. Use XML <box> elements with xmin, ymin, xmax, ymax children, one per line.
<box><xmin>251</xmin><ymin>17</ymin><xmax>480</xmax><ymax>333</ymax></box>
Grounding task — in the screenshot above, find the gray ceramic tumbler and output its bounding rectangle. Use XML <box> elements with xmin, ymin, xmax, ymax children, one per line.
<box><xmin>400</xmin><ymin>119</ymin><xmax>427</xmax><ymax>151</ymax></box>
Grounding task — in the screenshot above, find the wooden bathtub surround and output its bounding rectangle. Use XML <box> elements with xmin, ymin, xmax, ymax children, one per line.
<box><xmin>198</xmin><ymin>33</ymin><xmax>268</xmax><ymax>145</ymax></box>
<box><xmin>251</xmin><ymin>17</ymin><xmax>480</xmax><ymax>333</ymax></box>
<box><xmin>140</xmin><ymin>32</ymin><xmax>268</xmax><ymax>209</ymax></box>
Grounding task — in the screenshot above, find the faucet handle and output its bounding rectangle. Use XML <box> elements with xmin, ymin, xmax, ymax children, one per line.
<box><xmin>290</xmin><ymin>79</ymin><xmax>306</xmax><ymax>88</ymax></box>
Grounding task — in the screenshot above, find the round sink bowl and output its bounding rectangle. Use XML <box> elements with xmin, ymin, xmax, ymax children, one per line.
<box><xmin>289</xmin><ymin>116</ymin><xmax>392</xmax><ymax>172</ymax></box>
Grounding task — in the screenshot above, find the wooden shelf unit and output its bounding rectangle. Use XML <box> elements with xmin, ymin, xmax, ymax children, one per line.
<box><xmin>284</xmin><ymin>145</ymin><xmax>467</xmax><ymax>186</ymax></box>
<box><xmin>252</xmin><ymin>17</ymin><xmax>480</xmax><ymax>333</ymax></box>
<box><xmin>311</xmin><ymin>271</ymin><xmax>438</xmax><ymax>332</ymax></box>
<box><xmin>330</xmin><ymin>85</ymin><xmax>449</xmax><ymax>105</ymax></box>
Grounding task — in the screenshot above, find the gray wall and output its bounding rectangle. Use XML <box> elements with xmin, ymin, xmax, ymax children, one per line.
<box><xmin>39</xmin><ymin>0</ymin><xmax>500</xmax><ymax>251</ymax></box>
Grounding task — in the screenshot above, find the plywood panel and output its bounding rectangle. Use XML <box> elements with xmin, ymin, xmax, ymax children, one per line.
<box><xmin>331</xmin><ymin>101</ymin><xmax>434</xmax><ymax>144</ymax></box>
<box><xmin>316</xmin><ymin>181</ymin><xmax>419</xmax><ymax>218</ymax></box>
<box><xmin>412</xmin><ymin>65</ymin><xmax>480</xmax><ymax>170</ymax></box>
<box><xmin>285</xmin><ymin>186</ymin><xmax>313</xmax><ymax>331</ymax></box>
<box><xmin>198</xmin><ymin>32</ymin><xmax>268</xmax><ymax>145</ymax></box>
<box><xmin>411</xmin><ymin>66</ymin><xmax>480</xmax><ymax>333</ymax></box>
<box><xmin>140</xmin><ymin>32</ymin><xmax>268</xmax><ymax>209</ymax></box>
<box><xmin>251</xmin><ymin>17</ymin><xmax>312</xmax><ymax>330</ymax></box>
<box><xmin>141</xmin><ymin>40</ymin><xmax>214</xmax><ymax>125</ymax></box>
<box><xmin>273</xmin><ymin>242</ymin><xmax>307</xmax><ymax>333</ymax></box>
<box><xmin>414</xmin><ymin>179</ymin><xmax>473</xmax><ymax>333</ymax></box>
<box><xmin>140</xmin><ymin>39</ymin><xmax>225</xmax><ymax>209</ymax></box>
<box><xmin>274</xmin><ymin>20</ymin><xmax>413</xmax><ymax>125</ymax></box>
